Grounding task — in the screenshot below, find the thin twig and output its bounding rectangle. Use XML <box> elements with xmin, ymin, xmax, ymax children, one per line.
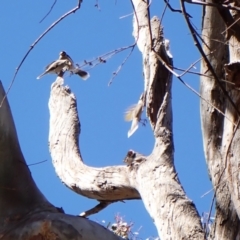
<box><xmin>174</xmin><ymin>67</ymin><xmax>238</xmax><ymax>86</ymax></box>
<box><xmin>160</xmin><ymin>0</ymin><xmax>169</xmax><ymax>26</ymax></box>
<box><xmin>206</xmin><ymin>194</ymin><xmax>215</xmax><ymax>235</ymax></box>
<box><xmin>146</xmin><ymin>0</ymin><xmax>153</xmax><ymax>50</ymax></box>
<box><xmin>186</xmin><ymin>0</ymin><xmax>240</xmax><ymax>12</ymax></box>
<box><xmin>80</xmin><ymin>44</ymin><xmax>136</xmax><ymax>71</ymax></box>
<box><xmin>0</xmin><ymin>0</ymin><xmax>82</xmax><ymax>108</ymax></box>
<box><xmin>28</xmin><ymin>160</ymin><xmax>47</xmax><ymax>166</ymax></box>
<box><xmin>222</xmin><ymin>16</ymin><xmax>240</xmax><ymax>35</ymax></box>
<box><xmin>207</xmin><ymin>119</ymin><xmax>240</xmax><ymax>232</ymax></box>
<box><xmin>108</xmin><ymin>45</ymin><xmax>136</xmax><ymax>86</ymax></box>
<box><xmin>119</xmin><ymin>12</ymin><xmax>133</xmax><ymax>19</ymax></box>
<box><xmin>153</xmin><ymin>50</ymin><xmax>236</xmax><ymax>127</ymax></box>
<box><xmin>163</xmin><ymin>0</ymin><xmax>183</xmax><ymax>14</ymax></box>
<box><xmin>173</xmin><ymin>66</ymin><xmax>211</xmax><ymax>78</ymax></box>
<box><xmin>104</xmin><ymin>0</ymin><xmax>140</xmax><ymax>85</ymax></box>
<box><xmin>180</xmin><ymin>0</ymin><xmax>240</xmax><ymax>117</ymax></box>
<box><xmin>39</xmin><ymin>0</ymin><xmax>57</xmax><ymax>23</ymax></box>
<box><xmin>179</xmin><ymin>55</ymin><xmax>204</xmax><ymax>77</ymax></box>
<box><xmin>189</xmin><ymin>19</ymin><xmax>211</xmax><ymax>52</ymax></box>
<box><xmin>175</xmin><ymin>51</ymin><xmax>215</xmax><ymax>77</ymax></box>
<box><xmin>197</xmin><ymin>34</ymin><xmax>228</xmax><ymax>46</ymax></box>
<box><xmin>201</xmin><ymin>167</ymin><xmax>240</xmax><ymax>198</ymax></box>
<box><xmin>163</xmin><ymin>0</ymin><xmax>192</xmax><ymax>18</ymax></box>
<box><xmin>79</xmin><ymin>201</ymin><xmax>115</xmax><ymax>217</ymax></box>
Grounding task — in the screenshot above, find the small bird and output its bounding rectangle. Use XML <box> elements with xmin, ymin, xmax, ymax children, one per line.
<box><xmin>59</xmin><ymin>51</ymin><xmax>74</xmax><ymax>68</ymax></box>
<box><xmin>37</xmin><ymin>59</ymin><xmax>71</xmax><ymax>79</ymax></box>
<box><xmin>59</xmin><ymin>51</ymin><xmax>90</xmax><ymax>80</ymax></box>
<box><xmin>124</xmin><ymin>93</ymin><xmax>145</xmax><ymax>138</ymax></box>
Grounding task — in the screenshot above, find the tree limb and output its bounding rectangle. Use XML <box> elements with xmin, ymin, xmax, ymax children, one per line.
<box><xmin>131</xmin><ymin>0</ymin><xmax>205</xmax><ymax>238</ymax></box>
<box><xmin>0</xmin><ymin>81</ymin><xmax>56</xmax><ymax>231</ymax></box>
<box><xmin>200</xmin><ymin>4</ymin><xmax>240</xmax><ymax>239</ymax></box>
<box><xmin>48</xmin><ymin>79</ymin><xmax>140</xmax><ymax>201</ymax></box>
<box><xmin>47</xmin><ymin>1</ymin><xmax>206</xmax><ymax>238</ymax></box>
<box><xmin>0</xmin><ymin>81</ymin><xmax>122</xmax><ymax>240</ymax></box>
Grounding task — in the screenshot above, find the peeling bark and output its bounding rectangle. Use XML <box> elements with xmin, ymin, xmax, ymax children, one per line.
<box><xmin>200</xmin><ymin>3</ymin><xmax>240</xmax><ymax>239</ymax></box>
<box><xmin>221</xmin><ymin>0</ymin><xmax>240</xmax><ymax>221</ymax></box>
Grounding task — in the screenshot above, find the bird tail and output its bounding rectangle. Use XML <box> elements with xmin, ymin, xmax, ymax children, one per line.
<box><xmin>128</xmin><ymin>118</ymin><xmax>139</xmax><ymax>138</ymax></box>
<box><xmin>124</xmin><ymin>104</ymin><xmax>137</xmax><ymax>122</ymax></box>
<box><xmin>74</xmin><ymin>68</ymin><xmax>90</xmax><ymax>80</ymax></box>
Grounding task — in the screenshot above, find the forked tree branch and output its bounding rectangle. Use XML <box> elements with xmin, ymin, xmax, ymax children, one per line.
<box><xmin>47</xmin><ymin>0</ymin><xmax>205</xmax><ymax>238</ymax></box>
<box><xmin>131</xmin><ymin>0</ymin><xmax>205</xmax><ymax>238</ymax></box>
<box><xmin>49</xmin><ymin>78</ymin><xmax>140</xmax><ymax>201</ymax></box>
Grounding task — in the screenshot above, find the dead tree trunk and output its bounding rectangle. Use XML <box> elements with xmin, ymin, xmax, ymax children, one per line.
<box><xmin>200</xmin><ymin>2</ymin><xmax>240</xmax><ymax>239</ymax></box>
<box><xmin>0</xmin><ymin>81</ymin><xmax>122</xmax><ymax>240</ymax></box>
<box><xmin>48</xmin><ymin>1</ymin><xmax>205</xmax><ymax>238</ymax></box>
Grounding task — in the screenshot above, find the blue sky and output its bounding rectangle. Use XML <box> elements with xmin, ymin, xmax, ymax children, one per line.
<box><xmin>0</xmin><ymin>1</ymin><xmax>212</xmax><ymax>238</ymax></box>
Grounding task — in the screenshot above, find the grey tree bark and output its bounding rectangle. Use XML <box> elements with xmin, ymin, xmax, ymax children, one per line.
<box><xmin>48</xmin><ymin>1</ymin><xmax>205</xmax><ymax>239</ymax></box>
<box><xmin>4</xmin><ymin>0</ymin><xmax>240</xmax><ymax>239</ymax></box>
<box><xmin>200</xmin><ymin>0</ymin><xmax>240</xmax><ymax>239</ymax></box>
<box><xmin>0</xmin><ymin>81</ymin><xmax>122</xmax><ymax>240</ymax></box>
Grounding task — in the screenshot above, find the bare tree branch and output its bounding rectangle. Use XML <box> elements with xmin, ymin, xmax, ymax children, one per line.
<box><xmin>49</xmin><ymin>79</ymin><xmax>140</xmax><ymax>201</ymax></box>
<box><xmin>80</xmin><ymin>201</ymin><xmax>116</xmax><ymax>218</ymax></box>
<box><xmin>0</xmin><ymin>0</ymin><xmax>83</xmax><ymax>108</ymax></box>
<box><xmin>130</xmin><ymin>0</ymin><xmax>205</xmax><ymax>237</ymax></box>
<box><xmin>39</xmin><ymin>0</ymin><xmax>57</xmax><ymax>23</ymax></box>
<box><xmin>186</xmin><ymin>0</ymin><xmax>240</xmax><ymax>11</ymax></box>
<box><xmin>28</xmin><ymin>159</ymin><xmax>48</xmax><ymax>166</ymax></box>
<box><xmin>108</xmin><ymin>46</ymin><xmax>136</xmax><ymax>86</ymax></box>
